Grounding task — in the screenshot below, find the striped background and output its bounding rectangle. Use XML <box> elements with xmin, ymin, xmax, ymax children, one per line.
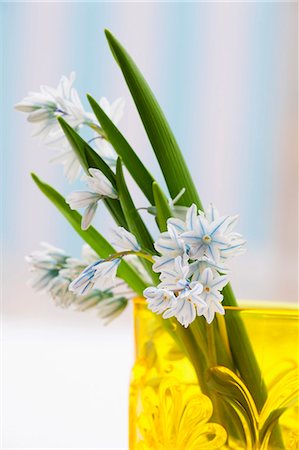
<box><xmin>2</xmin><ymin>2</ymin><xmax>298</xmax><ymax>448</ymax></box>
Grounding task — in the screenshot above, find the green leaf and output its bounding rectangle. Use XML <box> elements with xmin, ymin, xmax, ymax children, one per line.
<box><xmin>104</xmin><ymin>33</ymin><xmax>285</xmax><ymax>447</ymax></box>
<box><xmin>87</xmin><ymin>94</ymin><xmax>155</xmax><ymax>205</ymax></box>
<box><xmin>115</xmin><ymin>159</ymin><xmax>158</xmax><ymax>283</ymax></box>
<box><xmin>31</xmin><ymin>173</ymin><xmax>147</xmax><ymax>296</ymax></box>
<box><xmin>222</xmin><ymin>284</ymin><xmax>268</xmax><ymax>412</ymax></box>
<box><xmin>57</xmin><ymin>117</ymin><xmax>127</xmax><ymax>228</ymax></box>
<box><xmin>207</xmin><ymin>365</ymin><xmax>259</xmax><ymax>445</ymax></box>
<box><xmin>115</xmin><ymin>159</ymin><xmax>154</xmax><ymax>253</ymax></box>
<box><xmin>57</xmin><ymin>117</ymin><xmax>116</xmax><ymax>187</ymax></box>
<box><xmin>152</xmin><ymin>181</ymin><xmax>171</xmax><ymax>232</ymax></box>
<box><xmin>105</xmin><ymin>29</ymin><xmax>203</xmax><ymax>210</ymax></box>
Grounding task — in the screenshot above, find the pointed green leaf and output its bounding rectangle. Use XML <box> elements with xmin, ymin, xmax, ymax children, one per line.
<box><xmin>152</xmin><ymin>182</ymin><xmax>171</xmax><ymax>232</ymax></box>
<box><xmin>103</xmin><ymin>198</ymin><xmax>127</xmax><ymax>228</ymax></box>
<box><xmin>57</xmin><ymin>117</ymin><xmax>127</xmax><ymax>228</ymax></box>
<box><xmin>103</xmin><ymin>34</ymin><xmax>283</xmax><ymax>444</ymax></box>
<box><xmin>87</xmin><ymin>94</ymin><xmax>155</xmax><ymax>204</ymax></box>
<box><xmin>115</xmin><ymin>159</ymin><xmax>154</xmax><ymax>253</ymax></box>
<box><xmin>222</xmin><ymin>284</ymin><xmax>268</xmax><ymax>412</ymax></box>
<box><xmin>105</xmin><ymin>29</ymin><xmax>203</xmax><ymax>210</ymax></box>
<box><xmin>115</xmin><ymin>159</ymin><xmax>159</xmax><ymax>283</ymax></box>
<box><xmin>31</xmin><ymin>173</ymin><xmax>147</xmax><ymax>296</ymax></box>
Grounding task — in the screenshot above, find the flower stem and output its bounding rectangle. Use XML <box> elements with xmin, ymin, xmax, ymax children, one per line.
<box><xmin>85</xmin><ymin>121</ymin><xmax>108</xmax><ymax>138</ymax></box>
<box><xmin>206</xmin><ymin>322</ymin><xmax>217</xmax><ymax>367</ymax></box>
<box><xmin>107</xmin><ymin>250</ymin><xmax>154</xmax><ymax>263</ymax></box>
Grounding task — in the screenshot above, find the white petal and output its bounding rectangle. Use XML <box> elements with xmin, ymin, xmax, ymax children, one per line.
<box><xmin>205</xmin><ymin>307</ymin><xmax>215</xmax><ymax>324</ymax></box>
<box><xmin>205</xmin><ymin>203</ymin><xmax>219</xmax><ymax>222</ymax></box>
<box><xmin>110</xmin><ymin>98</ymin><xmax>125</xmax><ymax>125</ymax></box>
<box><xmin>144</xmin><ymin>287</ymin><xmax>159</xmax><ymax>298</ymax></box>
<box><xmin>152</xmin><ymin>255</ymin><xmax>176</xmax><ymax>273</ymax></box>
<box><xmin>211</xmin><ymin>274</ymin><xmax>229</xmax><ymax>291</ymax></box>
<box><xmin>28</xmin><ymin>109</ymin><xmax>50</xmax><ymax>123</ymax></box>
<box><xmin>94</xmin><ymin>139</ymin><xmax>117</xmax><ymax>165</ymax></box>
<box><xmin>189</xmin><ymin>281</ymin><xmax>204</xmax><ymax>296</ymax></box>
<box><xmin>87</xmin><ymin>169</ymin><xmax>117</xmax><ymax>198</ymax></box>
<box><xmin>185</xmin><ymin>204</ymin><xmax>198</xmax><ymax>231</ymax></box>
<box><xmin>209</xmin><ymin>215</ymin><xmax>230</xmax><ymax>236</ymax></box>
<box><xmin>167</xmin><ymin>217</ymin><xmax>186</xmax><ymax>233</ymax></box>
<box><xmin>99</xmin><ymin>97</ymin><xmax>110</xmax><ymax>117</ymax></box>
<box><xmin>201</xmin><ymin>268</ymin><xmax>214</xmax><ymax>286</ymax></box>
<box><xmin>81</xmin><ymin>202</ymin><xmax>98</xmax><ymax>230</ymax></box>
<box><xmin>66</xmin><ymin>191</ymin><xmax>101</xmax><ymax>209</ymax></box>
<box><xmin>162</xmin><ymin>308</ymin><xmax>176</xmax><ymax>319</ymax></box>
<box><xmin>110</xmin><ymin>227</ymin><xmax>140</xmax><ymax>251</ymax></box>
<box><xmin>15</xmin><ymin>102</ymin><xmax>37</xmax><ymax>112</ymax></box>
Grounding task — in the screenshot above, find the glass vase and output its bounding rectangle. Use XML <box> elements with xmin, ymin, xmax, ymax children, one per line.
<box><xmin>129</xmin><ymin>299</ymin><xmax>299</xmax><ymax>450</ymax></box>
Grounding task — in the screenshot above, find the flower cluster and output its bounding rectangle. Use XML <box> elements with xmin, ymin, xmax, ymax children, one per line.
<box><xmin>144</xmin><ymin>204</ymin><xmax>246</xmax><ymax>327</ymax></box>
<box><xmin>15</xmin><ymin>73</ymin><xmax>124</xmax><ymax>182</ymax></box>
<box><xmin>68</xmin><ymin>205</ymin><xmax>245</xmax><ymax>328</ymax></box>
<box><xmin>26</xmin><ymin>242</ymin><xmax>134</xmax><ymax>321</ymax></box>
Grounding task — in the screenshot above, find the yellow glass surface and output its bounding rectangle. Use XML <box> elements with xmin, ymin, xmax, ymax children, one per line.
<box><xmin>129</xmin><ymin>300</ymin><xmax>299</xmax><ymax>450</ymax></box>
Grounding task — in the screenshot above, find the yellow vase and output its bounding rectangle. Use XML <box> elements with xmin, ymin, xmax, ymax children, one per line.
<box><xmin>129</xmin><ymin>299</ymin><xmax>299</xmax><ymax>450</ymax></box>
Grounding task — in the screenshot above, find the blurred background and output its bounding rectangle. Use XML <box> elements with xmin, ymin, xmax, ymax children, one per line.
<box><xmin>1</xmin><ymin>2</ymin><xmax>298</xmax><ymax>448</ymax></box>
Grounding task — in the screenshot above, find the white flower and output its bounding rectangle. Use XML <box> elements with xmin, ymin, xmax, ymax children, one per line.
<box><xmin>66</xmin><ymin>168</ymin><xmax>117</xmax><ymax>230</ymax></box>
<box><xmin>144</xmin><ymin>287</ymin><xmax>177</xmax><ymax>314</ymax></box>
<box><xmin>163</xmin><ymin>282</ymin><xmax>206</xmax><ymax>328</ymax></box>
<box><xmin>108</xmin><ymin>278</ymin><xmax>136</xmax><ymax>301</ymax></box>
<box><xmin>15</xmin><ymin>73</ymin><xmax>98</xmax><ymax>183</ymax></box>
<box><xmin>94</xmin><ymin>138</ymin><xmax>117</xmax><ymax>167</ymax></box>
<box><xmin>59</xmin><ymin>244</ymin><xmax>98</xmax><ymax>281</ymax></box>
<box><xmin>48</xmin><ymin>275</ymin><xmax>77</xmax><ymax>308</ymax></box>
<box><xmin>154</xmin><ymin>225</ymin><xmax>186</xmax><ymax>256</ymax></box>
<box><xmin>97</xmin><ymin>296</ymin><xmax>128</xmax><ymax>324</ymax></box>
<box><xmin>26</xmin><ymin>243</ymin><xmax>134</xmax><ymax>322</ymax></box>
<box><xmin>74</xmin><ymin>278</ymin><xmax>135</xmax><ymax>318</ymax></box>
<box><xmin>50</xmin><ymin>142</ymin><xmax>82</xmax><ymax>183</ymax></box>
<box><xmin>100</xmin><ymin>97</ymin><xmax>125</xmax><ymax>125</ymax></box>
<box><xmin>93</xmin><ymin>97</ymin><xmax>125</xmax><ymax>166</ymax></box>
<box><xmin>181</xmin><ymin>205</ymin><xmax>232</xmax><ymax>263</ymax></box>
<box><xmin>110</xmin><ymin>227</ymin><xmax>140</xmax><ymax>251</ymax></box>
<box><xmin>167</xmin><ymin>203</ymin><xmax>199</xmax><ymax>235</ymax></box>
<box><xmin>80</xmin><ymin>244</ymin><xmax>99</xmax><ymax>264</ymax></box>
<box><xmin>195</xmin><ymin>268</ymin><xmax>228</xmax><ymax>324</ymax></box>
<box><xmin>66</xmin><ymin>191</ymin><xmax>101</xmax><ymax>230</ymax></box>
<box><xmin>16</xmin><ymin>75</ymin><xmax>127</xmax><ymax>183</ymax></box>
<box><xmin>204</xmin><ymin>204</ymin><xmax>246</xmax><ymax>259</ymax></box>
<box><xmin>25</xmin><ymin>242</ymin><xmax>68</xmax><ymax>290</ymax></box>
<box><xmin>153</xmin><ymin>225</ymin><xmax>187</xmax><ymax>272</ymax></box>
<box><xmin>189</xmin><ymin>256</ymin><xmax>229</xmax><ymax>279</ymax></box>
<box><xmin>152</xmin><ymin>205</ymin><xmax>201</xmax><ymax>273</ymax></box>
<box><xmin>84</xmin><ymin>169</ymin><xmax>116</xmax><ymax>196</ymax></box>
<box><xmin>15</xmin><ymin>72</ymin><xmax>92</xmax><ymax>142</ymax></box>
<box><xmin>158</xmin><ymin>256</ymin><xmax>190</xmax><ymax>291</ymax></box>
<box><xmin>69</xmin><ymin>258</ymin><xmax>121</xmax><ymax>295</ymax></box>
<box><xmin>221</xmin><ymin>233</ymin><xmax>247</xmax><ymax>260</ymax></box>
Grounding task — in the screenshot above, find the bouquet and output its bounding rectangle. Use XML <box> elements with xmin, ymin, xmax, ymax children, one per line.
<box><xmin>16</xmin><ymin>30</ymin><xmax>298</xmax><ymax>450</ymax></box>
